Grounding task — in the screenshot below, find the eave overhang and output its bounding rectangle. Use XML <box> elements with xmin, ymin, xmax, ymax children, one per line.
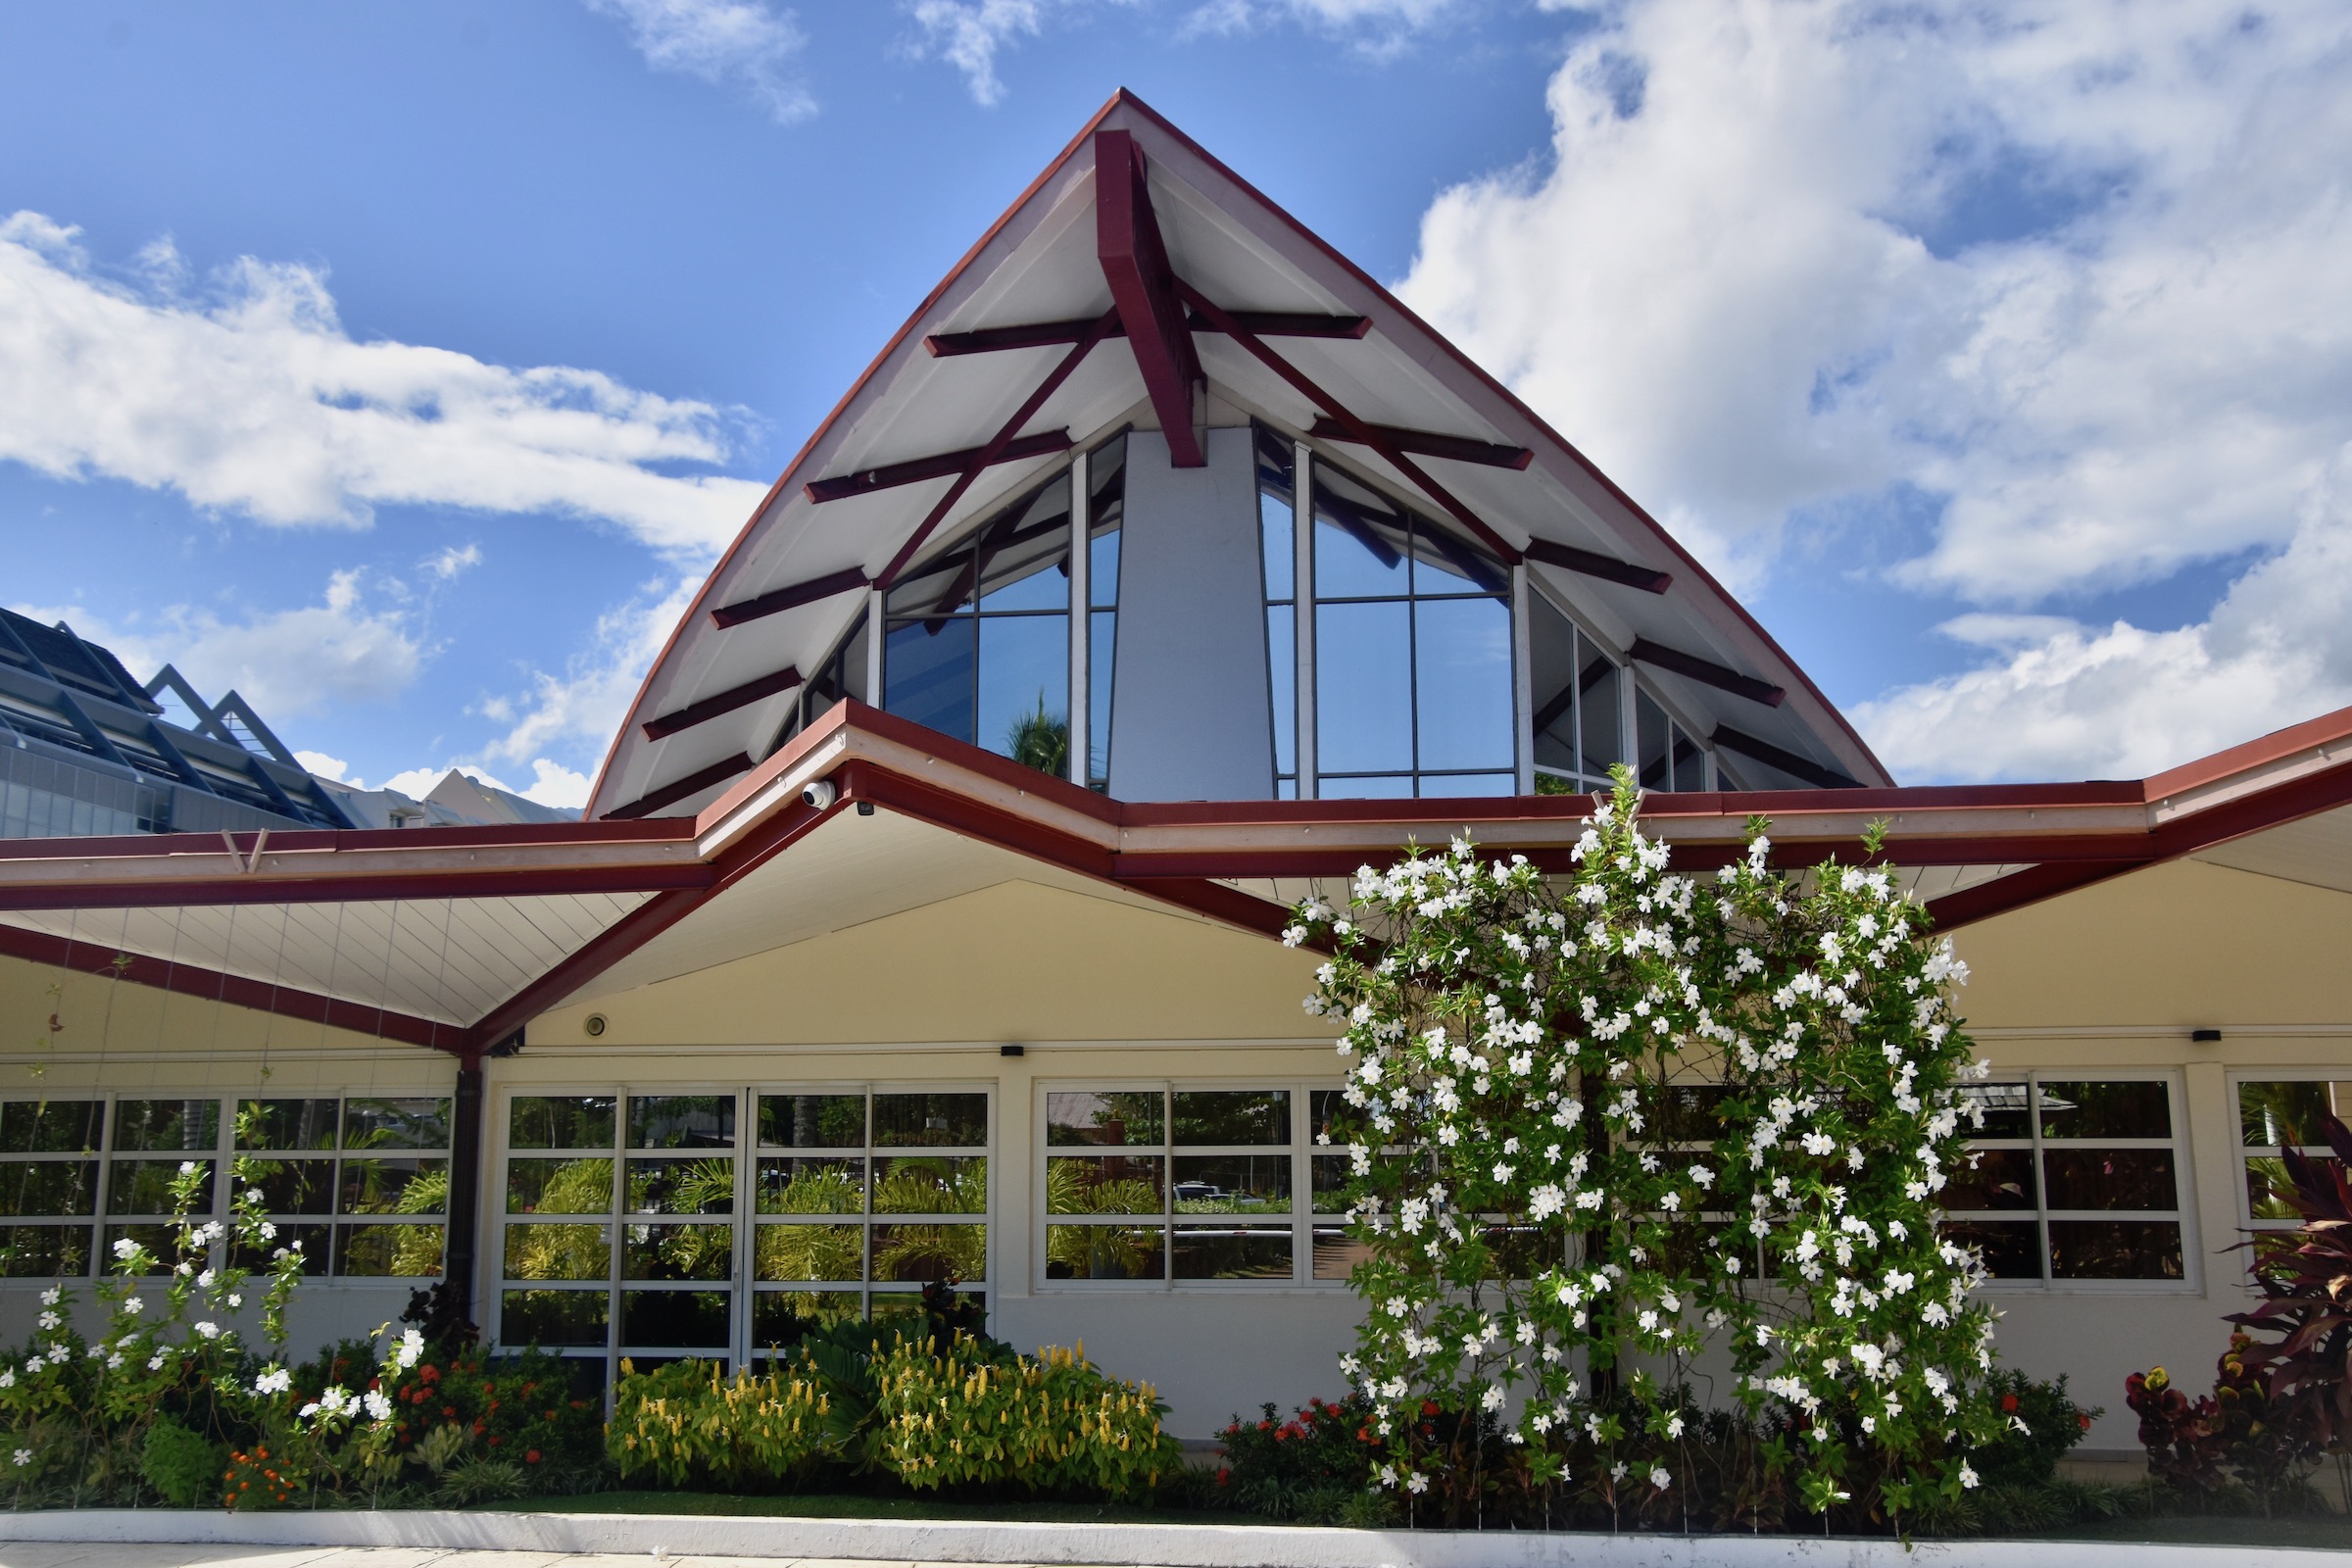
<box><xmin>7</xmin><ymin>703</ymin><xmax>2352</xmax><ymax>1065</ymax></box>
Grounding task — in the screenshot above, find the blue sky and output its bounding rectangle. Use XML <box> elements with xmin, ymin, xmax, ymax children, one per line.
<box><xmin>4</xmin><ymin>0</ymin><xmax>2348</xmax><ymax>803</ymax></box>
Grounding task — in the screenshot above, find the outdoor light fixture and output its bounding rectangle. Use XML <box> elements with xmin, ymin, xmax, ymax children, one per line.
<box><xmin>584</xmin><ymin>1013</ymin><xmax>608</xmax><ymax>1038</ymax></box>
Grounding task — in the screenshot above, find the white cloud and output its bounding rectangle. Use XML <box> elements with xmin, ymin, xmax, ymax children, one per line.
<box><xmin>425</xmin><ymin>543</ymin><xmax>483</xmax><ymax>581</ymax></box>
<box><xmin>1184</xmin><ymin>0</ymin><xmax>1460</xmax><ymax>48</ymax></box>
<box><xmin>906</xmin><ymin>0</ymin><xmax>1054</xmax><ymax>106</ymax></box>
<box><xmin>295</xmin><ymin>750</ymin><xmax>352</xmax><ymax>783</ymax></box>
<box><xmin>479</xmin><ymin>574</ymin><xmax>702</xmax><ymax>781</ymax></box>
<box><xmin>1397</xmin><ymin>0</ymin><xmax>2352</xmax><ymax>778</ymax></box>
<box><xmin>16</xmin><ymin>570</ymin><xmax>424</xmax><ymax>721</ymax></box>
<box><xmin>0</xmin><ymin>213</ymin><xmax>768</xmax><ymax>561</ymax></box>
<box><xmin>583</xmin><ymin>0</ymin><xmax>815</xmax><ymax>122</ymax></box>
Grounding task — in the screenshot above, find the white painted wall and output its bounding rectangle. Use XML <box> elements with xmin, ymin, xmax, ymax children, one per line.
<box><xmin>1108</xmin><ymin>427</ymin><xmax>1274</xmax><ymax>802</ymax></box>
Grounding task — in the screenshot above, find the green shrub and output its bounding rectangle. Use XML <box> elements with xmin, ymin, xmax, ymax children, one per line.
<box><xmin>1970</xmin><ymin>1371</ymin><xmax>2099</xmax><ymax>1487</ymax></box>
<box><xmin>608</xmin><ymin>1357</ymin><xmax>840</xmax><ymax>1489</ymax></box>
<box><xmin>140</xmin><ymin>1416</ymin><xmax>225</xmax><ymax>1508</ymax></box>
<box><xmin>1212</xmin><ymin>1396</ymin><xmax>1380</xmax><ymax>1519</ymax></box>
<box><xmin>871</xmin><ymin>1335</ymin><xmax>1179</xmax><ymax>1498</ymax></box>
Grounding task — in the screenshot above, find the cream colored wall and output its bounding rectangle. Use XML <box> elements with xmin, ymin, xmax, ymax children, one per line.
<box><xmin>1950</xmin><ymin>858</ymin><xmax>2352</xmax><ymax>1455</ymax></box>
<box><xmin>531</xmin><ymin>879</ymin><xmax>1324</xmax><ymax>1048</ymax></box>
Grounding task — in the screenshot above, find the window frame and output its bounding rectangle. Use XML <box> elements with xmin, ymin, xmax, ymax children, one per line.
<box><xmin>1944</xmin><ymin>1070</ymin><xmax>2198</xmax><ymax>1294</ymax></box>
<box><xmin>1035</xmin><ymin>1078</ymin><xmax>1346</xmax><ymax>1292</ymax></box>
<box><xmin>2230</xmin><ymin>1072</ymin><xmax>2352</xmax><ymax>1246</ymax></box>
<box><xmin>0</xmin><ymin>1091</ymin><xmax>451</xmax><ymax>1285</ymax></box>
<box><xmin>490</xmin><ymin>1082</ymin><xmax>995</xmax><ymax>1381</ymax></box>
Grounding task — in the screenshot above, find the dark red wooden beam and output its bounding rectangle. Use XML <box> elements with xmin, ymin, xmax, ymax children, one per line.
<box><xmin>1179</xmin><ymin>281</ymin><xmax>1522</xmax><ymax>567</ymax></box>
<box><xmin>1307</xmin><ymin>416</ymin><xmax>1532</xmax><ymax>470</ymax></box>
<box><xmin>924</xmin><ymin>311</ymin><xmax>1369</xmax><ymax>358</ymax></box>
<box><xmin>1523</xmin><ymin>538</ymin><xmax>1673</xmax><ymax>594</ymax></box>
<box><xmin>710</xmin><ymin>566</ymin><xmax>869</xmax><ymax>630</ymax></box>
<box><xmin>603</xmin><ymin>753</ymin><xmax>755</xmax><ymax>820</ymax></box>
<box><xmin>1710</xmin><ymin>724</ymin><xmax>1857</xmax><ymax>789</ymax></box>
<box><xmin>642</xmin><ymin>666</ymin><xmax>804</xmax><ymax>742</ymax></box>
<box><xmin>875</xmin><ymin>310</ymin><xmax>1119</xmax><ymax>592</ymax></box>
<box><xmin>805</xmin><ymin>430</ymin><xmax>1072</xmax><ymax>504</ymax></box>
<box><xmin>1096</xmin><ymin>129</ymin><xmax>1203</xmax><ymax>467</ymax></box>
<box><xmin>1630</xmin><ymin>638</ymin><xmax>1785</xmax><ymax>708</ymax></box>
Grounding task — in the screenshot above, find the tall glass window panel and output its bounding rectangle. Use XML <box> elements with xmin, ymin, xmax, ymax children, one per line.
<box><xmin>1529</xmin><ymin>599</ymin><xmax>1625</xmax><ymax>795</ymax></box>
<box><xmin>884</xmin><ymin>474</ymin><xmax>1072</xmax><ymax>775</ymax></box>
<box><xmin>1086</xmin><ymin>435</ymin><xmax>1125</xmax><ymax>791</ymax></box>
<box><xmin>1310</xmin><ymin>458</ymin><xmax>1514</xmax><ymax>798</ymax></box>
<box><xmin>1636</xmin><ymin>689</ymin><xmax>1708</xmax><ymax>793</ymax></box>
<box><xmin>1256</xmin><ymin>426</ymin><xmax>1298</xmax><ymax>796</ymax></box>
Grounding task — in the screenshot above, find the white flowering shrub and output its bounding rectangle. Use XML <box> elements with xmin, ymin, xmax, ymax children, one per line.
<box><xmin>1293</xmin><ymin>773</ymin><xmax>2004</xmax><ymax>1525</ymax></box>
<box><xmin>0</xmin><ymin>1133</ymin><xmax>309</xmax><ymax>1505</ymax></box>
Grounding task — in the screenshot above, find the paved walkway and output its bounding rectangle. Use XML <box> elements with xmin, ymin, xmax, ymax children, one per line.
<box><xmin>0</xmin><ymin>1549</ymin><xmax>1007</xmax><ymax>1568</ymax></box>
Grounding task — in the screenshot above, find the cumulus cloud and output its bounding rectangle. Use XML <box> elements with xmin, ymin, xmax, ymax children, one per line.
<box><xmin>1397</xmin><ymin>0</ymin><xmax>2352</xmax><ymax>779</ymax></box>
<box><xmin>16</xmin><ymin>570</ymin><xmax>424</xmax><ymax>721</ymax></box>
<box><xmin>583</xmin><ymin>0</ymin><xmax>815</xmax><ymax>122</ymax></box>
<box><xmin>906</xmin><ymin>0</ymin><xmax>1055</xmax><ymax>105</ymax></box>
<box><xmin>0</xmin><ymin>213</ymin><xmax>768</xmax><ymax>561</ymax></box>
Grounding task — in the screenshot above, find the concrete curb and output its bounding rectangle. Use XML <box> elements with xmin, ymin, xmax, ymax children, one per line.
<box><xmin>0</xmin><ymin>1509</ymin><xmax>2342</xmax><ymax>1566</ymax></box>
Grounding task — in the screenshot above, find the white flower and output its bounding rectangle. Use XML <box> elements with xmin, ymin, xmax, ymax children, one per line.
<box><xmin>20</xmin><ymin>1358</ymin><xmax>39</xmax><ymax>1376</ymax></box>
<box><xmin>177</xmin><ymin>1161</ymin><xmax>198</xmax><ymax>1176</ymax></box>
<box><xmin>363</xmin><ymin>1389</ymin><xmax>393</xmax><ymax>1422</ymax></box>
<box><xmin>194</xmin><ymin>1321</ymin><xmax>220</xmax><ymax>1340</ymax></box>
<box><xmin>9</xmin><ymin>1449</ymin><xmax>26</xmax><ymax>1468</ymax></box>
<box><xmin>1480</xmin><ymin>1385</ymin><xmax>1504</xmax><ymax>1412</ymax></box>
<box><xmin>1959</xmin><ymin>1463</ymin><xmax>1980</xmax><ymax>1490</ymax></box>
<box><xmin>196</xmin><ymin>1269</ymin><xmax>216</xmax><ymax>1290</ymax></box>
<box><xmin>258</xmin><ymin>1223</ymin><xmax>277</xmax><ymax>1241</ymax></box>
<box><xmin>254</xmin><ymin>1366</ymin><xmax>292</xmax><ymax>1396</ymax></box>
<box><xmin>37</xmin><ymin>1288</ymin><xmax>59</xmax><ymax>1307</ymax></box>
<box><xmin>35</xmin><ymin>1312</ymin><xmax>58</xmax><ymax>1332</ymax></box>
<box><xmin>1406</xmin><ymin>1472</ymin><xmax>1429</xmax><ymax>1494</ymax></box>
<box><xmin>105</xmin><ymin>1353</ymin><xmax>123</xmax><ymax>1370</ymax></box>
<box><xmin>224</xmin><ymin>1295</ymin><xmax>242</xmax><ymax>1308</ymax></box>
<box><xmin>147</xmin><ymin>1355</ymin><xmax>166</xmax><ymax>1372</ymax></box>
<box><xmin>111</xmin><ymin>1238</ymin><xmax>137</xmax><ymax>1260</ymax></box>
<box><xmin>396</xmin><ymin>1328</ymin><xmax>425</xmax><ymax>1370</ymax></box>
<box><xmin>1649</xmin><ymin>1466</ymin><xmax>1671</xmax><ymax>1491</ymax></box>
<box><xmin>120</xmin><ymin>1297</ymin><xmax>143</xmax><ymax>1316</ymax></box>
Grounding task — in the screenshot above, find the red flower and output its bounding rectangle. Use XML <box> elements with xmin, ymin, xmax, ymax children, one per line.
<box><xmin>1216</xmin><ymin>1468</ymin><xmax>1230</xmax><ymax>1486</ymax></box>
<box><xmin>525</xmin><ymin>1449</ymin><xmax>541</xmax><ymax>1464</ymax></box>
<box><xmin>1421</xmin><ymin>1400</ymin><xmax>1441</xmax><ymax>1417</ymax></box>
<box><xmin>2079</xmin><ymin>1412</ymin><xmax>2093</xmax><ymax>1431</ymax></box>
<box><xmin>2001</xmin><ymin>1394</ymin><xmax>2020</xmax><ymax>1413</ymax></box>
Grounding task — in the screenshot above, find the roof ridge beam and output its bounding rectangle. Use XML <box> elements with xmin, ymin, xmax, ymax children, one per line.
<box><xmin>643</xmin><ymin>666</ymin><xmax>805</xmax><ymax>742</ymax></box>
<box><xmin>1630</xmin><ymin>637</ymin><xmax>1786</xmax><ymax>708</ymax></box>
<box><xmin>1096</xmin><ymin>129</ymin><xmax>1205</xmax><ymax>467</ymax></box>
<box><xmin>924</xmin><ymin>311</ymin><xmax>1369</xmax><ymax>357</ymax></box>
<box><xmin>1524</xmin><ymin>539</ymin><xmax>1673</xmax><ymax>595</ymax></box>
<box><xmin>1307</xmin><ymin>416</ymin><xmax>1531</xmax><ymax>470</ymax></box>
<box><xmin>805</xmin><ymin>430</ymin><xmax>1073</xmax><ymax>504</ymax></box>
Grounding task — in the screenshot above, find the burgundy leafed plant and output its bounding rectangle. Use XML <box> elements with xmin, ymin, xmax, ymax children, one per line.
<box><xmin>2226</xmin><ymin>1112</ymin><xmax>2352</xmax><ymax>1502</ymax></box>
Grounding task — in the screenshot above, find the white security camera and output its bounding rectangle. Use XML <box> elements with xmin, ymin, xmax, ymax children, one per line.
<box><xmin>801</xmin><ymin>779</ymin><xmax>838</xmax><ymax>810</ymax></box>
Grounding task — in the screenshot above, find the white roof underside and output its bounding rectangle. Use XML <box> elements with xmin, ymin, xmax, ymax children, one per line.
<box><xmin>0</xmin><ymin>892</ymin><xmax>652</xmax><ymax>1028</ymax></box>
<box><xmin>593</xmin><ymin>99</ymin><xmax>1885</xmax><ymax>820</ymax></box>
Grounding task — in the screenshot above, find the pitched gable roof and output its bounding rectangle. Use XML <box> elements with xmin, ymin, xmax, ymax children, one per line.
<box><xmin>584</xmin><ymin>88</ymin><xmax>1892</xmax><ymax>819</ymax></box>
